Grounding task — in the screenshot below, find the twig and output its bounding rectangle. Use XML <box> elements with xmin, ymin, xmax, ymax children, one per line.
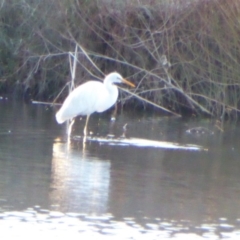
<box><xmin>118</xmin><ymin>86</ymin><xmax>181</xmax><ymax>117</ymax></box>
<box><xmin>68</xmin><ymin>44</ymin><xmax>78</xmax><ymax>92</ymax></box>
<box><xmin>32</xmin><ymin>100</ymin><xmax>61</xmax><ymax>106</ymax></box>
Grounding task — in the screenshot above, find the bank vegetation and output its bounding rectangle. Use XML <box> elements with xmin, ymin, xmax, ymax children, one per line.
<box><xmin>0</xmin><ymin>0</ymin><xmax>240</xmax><ymax>119</ymax></box>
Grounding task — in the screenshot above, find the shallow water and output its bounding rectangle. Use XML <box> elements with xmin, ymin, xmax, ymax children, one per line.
<box><xmin>1</xmin><ymin>101</ymin><xmax>240</xmax><ymax>239</ymax></box>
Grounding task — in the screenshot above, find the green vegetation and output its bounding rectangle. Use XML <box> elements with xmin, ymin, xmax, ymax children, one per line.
<box><xmin>0</xmin><ymin>0</ymin><xmax>240</xmax><ymax>119</ymax></box>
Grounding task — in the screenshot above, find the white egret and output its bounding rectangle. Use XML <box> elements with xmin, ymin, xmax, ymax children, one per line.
<box><xmin>56</xmin><ymin>72</ymin><xmax>135</xmax><ymax>136</ymax></box>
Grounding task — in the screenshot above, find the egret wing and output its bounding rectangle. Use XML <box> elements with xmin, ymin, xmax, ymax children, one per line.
<box><xmin>56</xmin><ymin>81</ymin><xmax>104</xmax><ymax>123</ymax></box>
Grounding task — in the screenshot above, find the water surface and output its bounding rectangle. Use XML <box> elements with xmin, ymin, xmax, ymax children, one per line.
<box><xmin>1</xmin><ymin>101</ymin><xmax>240</xmax><ymax>239</ymax></box>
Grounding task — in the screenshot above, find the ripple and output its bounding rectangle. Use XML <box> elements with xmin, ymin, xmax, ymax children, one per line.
<box><xmin>0</xmin><ymin>208</ymin><xmax>240</xmax><ymax>239</ymax></box>
<box><xmin>49</xmin><ymin>211</ymin><xmax>65</xmax><ymax>218</ymax></box>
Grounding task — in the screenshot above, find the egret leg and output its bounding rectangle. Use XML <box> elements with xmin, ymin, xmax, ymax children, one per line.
<box><xmin>111</xmin><ymin>103</ymin><xmax>118</xmax><ymax>121</ymax></box>
<box><xmin>83</xmin><ymin>115</ymin><xmax>90</xmax><ymax>136</ymax></box>
<box><xmin>67</xmin><ymin>119</ymin><xmax>75</xmax><ymax>137</ymax></box>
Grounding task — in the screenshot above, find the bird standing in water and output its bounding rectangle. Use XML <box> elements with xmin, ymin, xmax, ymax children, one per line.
<box><xmin>56</xmin><ymin>72</ymin><xmax>135</xmax><ymax>136</ymax></box>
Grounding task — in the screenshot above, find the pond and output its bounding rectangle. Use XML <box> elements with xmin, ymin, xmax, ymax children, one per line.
<box><xmin>0</xmin><ymin>100</ymin><xmax>240</xmax><ymax>239</ymax></box>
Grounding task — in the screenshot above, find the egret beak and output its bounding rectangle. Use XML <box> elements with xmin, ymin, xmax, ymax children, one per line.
<box><xmin>122</xmin><ymin>78</ymin><xmax>135</xmax><ymax>88</ymax></box>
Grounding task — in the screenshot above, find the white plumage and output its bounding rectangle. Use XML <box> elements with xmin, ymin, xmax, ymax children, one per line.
<box><xmin>55</xmin><ymin>72</ymin><xmax>135</xmax><ymax>135</ymax></box>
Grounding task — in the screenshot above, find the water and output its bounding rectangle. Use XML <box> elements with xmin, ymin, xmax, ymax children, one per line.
<box><xmin>1</xmin><ymin>100</ymin><xmax>240</xmax><ymax>239</ymax></box>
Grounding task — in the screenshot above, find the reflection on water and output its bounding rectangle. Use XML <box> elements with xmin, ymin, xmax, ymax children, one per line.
<box><xmin>51</xmin><ymin>140</ymin><xmax>110</xmax><ymax>213</ymax></box>
<box><xmin>1</xmin><ymin>101</ymin><xmax>240</xmax><ymax>238</ymax></box>
<box><xmin>1</xmin><ymin>208</ymin><xmax>240</xmax><ymax>239</ymax></box>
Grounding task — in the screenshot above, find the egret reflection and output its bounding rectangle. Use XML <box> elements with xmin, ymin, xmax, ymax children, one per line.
<box><xmin>51</xmin><ymin>139</ymin><xmax>111</xmax><ymax>213</ymax></box>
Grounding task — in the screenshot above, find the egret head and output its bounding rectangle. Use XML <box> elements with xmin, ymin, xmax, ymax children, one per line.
<box><xmin>105</xmin><ymin>72</ymin><xmax>135</xmax><ymax>87</ymax></box>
